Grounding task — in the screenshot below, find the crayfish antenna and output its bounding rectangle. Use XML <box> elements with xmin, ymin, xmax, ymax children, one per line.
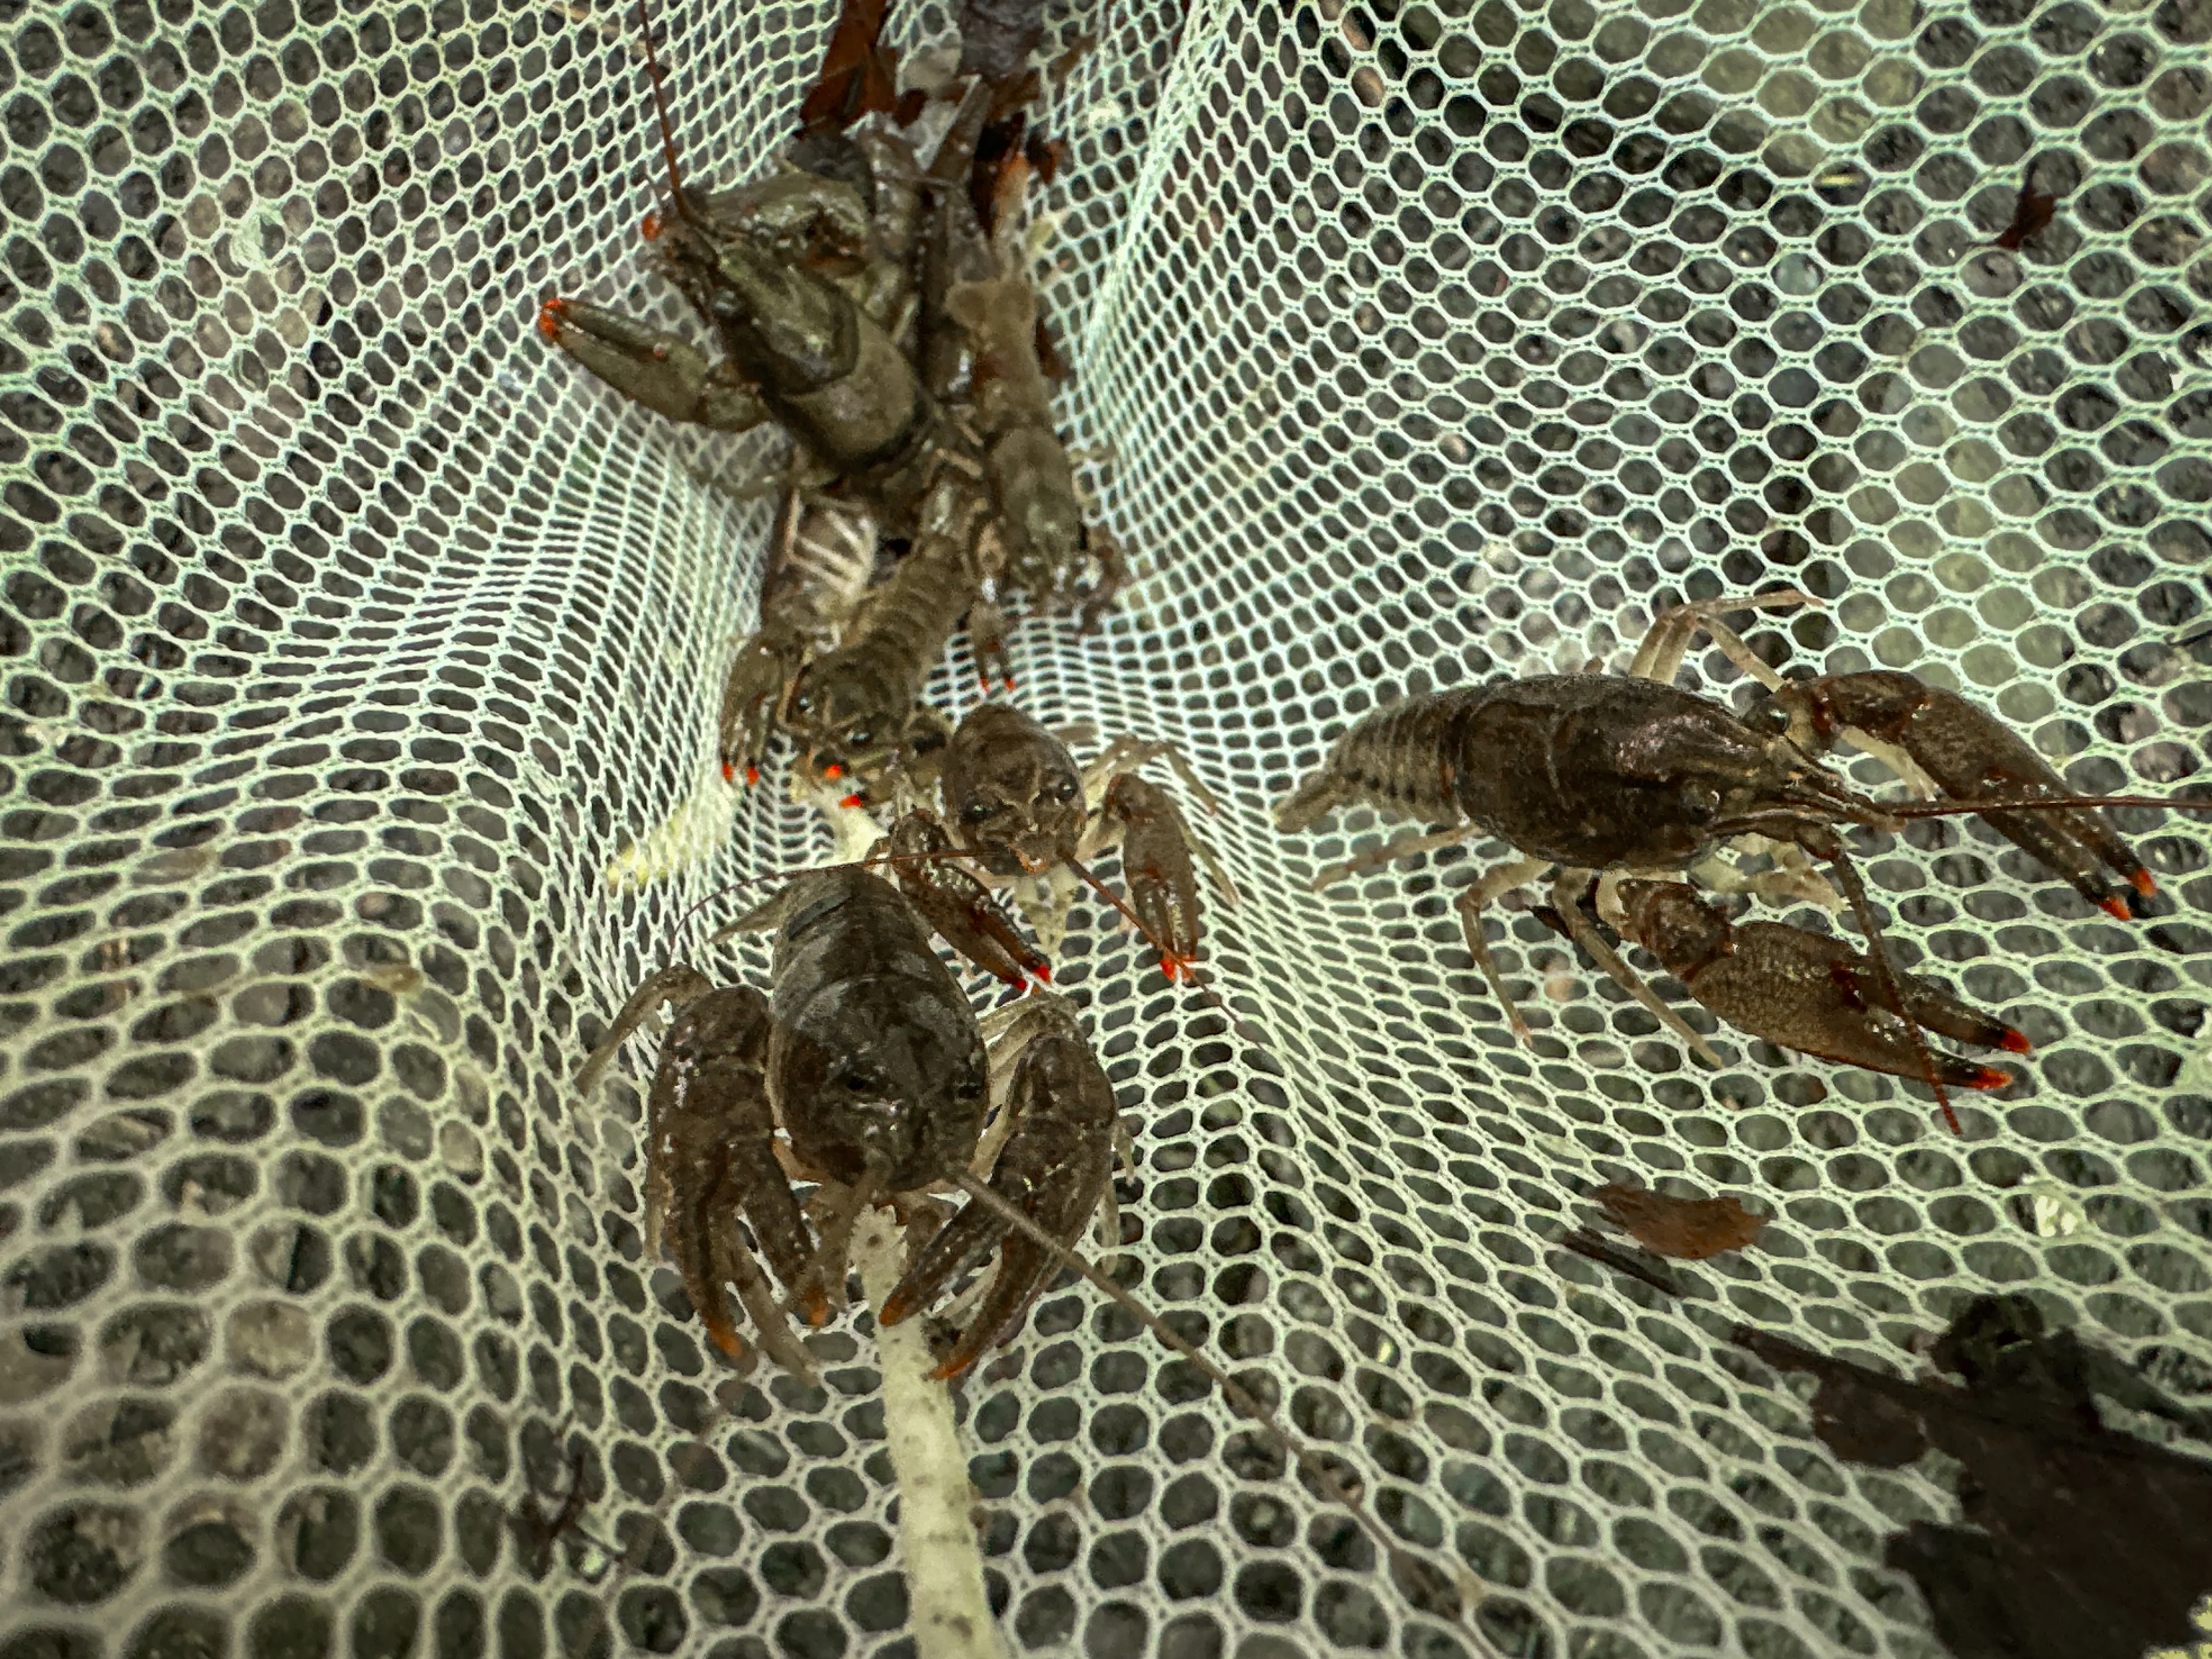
<box><xmin>633</xmin><ymin>0</ymin><xmax>703</xmax><ymax>230</ymax></box>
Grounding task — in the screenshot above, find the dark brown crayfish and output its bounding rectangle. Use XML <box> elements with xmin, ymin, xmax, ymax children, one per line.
<box><xmin>1278</xmin><ymin>590</ymin><xmax>2202</xmax><ymax>1131</ymax></box>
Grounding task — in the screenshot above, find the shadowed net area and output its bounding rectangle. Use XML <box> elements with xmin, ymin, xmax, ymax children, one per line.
<box><xmin>2</xmin><ymin>0</ymin><xmax>2211</xmax><ymax>1655</ymax></box>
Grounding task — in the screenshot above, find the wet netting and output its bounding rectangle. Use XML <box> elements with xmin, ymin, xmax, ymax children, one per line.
<box><xmin>4</xmin><ymin>0</ymin><xmax>2212</xmax><ymax>1655</ymax></box>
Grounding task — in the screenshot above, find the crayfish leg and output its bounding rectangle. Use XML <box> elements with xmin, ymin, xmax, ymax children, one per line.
<box><xmin>1452</xmin><ymin>856</ymin><xmax>1550</xmax><ymax>1044</ymax></box>
<box><xmin>1075</xmin><ymin>525</ymin><xmax>1130</xmax><ymax>635</ymax></box>
<box><xmin>578</xmin><ymin>964</ymin><xmax>717</xmax><ymax>1099</ymax></box>
<box><xmin>1549</xmin><ymin>872</ymin><xmax>1728</xmax><ymax>1069</ymax></box>
<box><xmin>795</xmin><ymin>1178</ymin><xmax>880</xmax><ymax>1327</ymax></box>
<box><xmin>1629</xmin><ymin>589</ymin><xmax>1812</xmax><ymax>687</ymax></box>
<box><xmin>1311</xmin><ymin>820</ymin><xmax>1480</xmax><ymax>892</ymax></box>
<box><xmin>695</xmin><ymin>1180</ymin><xmax>819</xmax><ymax>1383</ymax></box>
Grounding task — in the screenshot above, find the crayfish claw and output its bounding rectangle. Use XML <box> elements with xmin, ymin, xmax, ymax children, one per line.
<box><xmin>1769</xmin><ymin>671</ymin><xmax>2154</xmax><ymax>921</ymax></box>
<box><xmin>888</xmin><ymin>810</ymin><xmax>1052</xmax><ymax>989</ymax></box>
<box><xmin>535</xmin><ymin>296</ymin><xmax>771</xmax><ymax>431</ymax></box>
<box><xmin>885</xmin><ymin>999</ymin><xmax>1115</xmax><ymax>1376</ymax></box>
<box><xmin>1615</xmin><ymin>880</ymin><xmax>2019</xmax><ymax>1097</ymax></box>
<box><xmin>719</xmin><ymin>624</ymin><xmax>806</xmax><ymax>790</ymax></box>
<box><xmin>1102</xmin><ymin>774</ymin><xmax>1207</xmax><ymax>979</ymax></box>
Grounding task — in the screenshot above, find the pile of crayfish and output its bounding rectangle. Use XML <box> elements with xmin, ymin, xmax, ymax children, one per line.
<box><xmin>538</xmin><ymin>3</ymin><xmax>1119</xmax><ymax>807</ymax></box>
<box><xmin>546</xmin><ymin>0</ymin><xmax>1238</xmax><ymax>1391</ymax></box>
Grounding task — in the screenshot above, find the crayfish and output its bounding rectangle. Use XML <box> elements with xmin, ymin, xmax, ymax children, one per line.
<box><xmin>582</xmin><ymin>858</ymin><xmax>1467</xmax><ymax>1622</ymax></box>
<box><xmin>833</xmin><ymin>701</ymin><xmax>1240</xmax><ymax>985</ymax></box>
<box><xmin>579</xmin><ymin>865</ymin><xmax>1120</xmax><ymax>1381</ymax></box>
<box><xmin>1278</xmin><ymin>590</ymin><xmax>2201</xmax><ymax>1131</ymax></box>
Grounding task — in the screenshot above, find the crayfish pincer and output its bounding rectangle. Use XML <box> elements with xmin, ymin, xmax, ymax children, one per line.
<box><xmin>579</xmin><ymin>867</ymin><xmax>1119</xmax><ymax>1378</ymax></box>
<box><xmin>1750</xmin><ymin>669</ymin><xmax>2158</xmax><ymax>921</ymax></box>
<box><xmin>879</xmin><ymin>991</ymin><xmax>1117</xmax><ymax>1380</ymax></box>
<box><xmin>1609</xmin><ymin>881</ymin><xmax>2027</xmax><ymax>1091</ymax></box>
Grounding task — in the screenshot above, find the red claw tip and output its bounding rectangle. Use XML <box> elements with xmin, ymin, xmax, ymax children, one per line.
<box><xmin>535</xmin><ymin>297</ymin><xmax>566</xmax><ymax>340</ymax></box>
<box><xmin>823</xmin><ymin>763</ymin><xmax>844</xmax><ymax>780</ymax></box>
<box><xmin>1969</xmin><ymin>1066</ymin><xmax>2014</xmax><ymax>1092</ymax></box>
<box><xmin>744</xmin><ymin>764</ymin><xmax>760</xmax><ymax>787</ymax></box>
<box><xmin>720</xmin><ymin>761</ymin><xmax>737</xmax><ymax>785</ymax></box>
<box><xmin>1034</xmin><ymin>963</ymin><xmax>1052</xmax><ymax>983</ymax></box>
<box><xmin>2099</xmin><ymin>894</ymin><xmax>2133</xmax><ymax>921</ymax></box>
<box><xmin>2132</xmin><ymin>870</ymin><xmax>2159</xmax><ymax>898</ymax></box>
<box><xmin>839</xmin><ymin>794</ymin><xmax>864</xmax><ymax>810</ymax></box>
<box><xmin>1002</xmin><ymin>675</ymin><xmax>1016</xmax><ymax>692</ymax></box>
<box><xmin>641</xmin><ymin>210</ymin><xmax>662</xmax><ymax>240</ymax></box>
<box><xmin>1999</xmin><ymin>1028</ymin><xmax>2033</xmax><ymax>1055</ymax></box>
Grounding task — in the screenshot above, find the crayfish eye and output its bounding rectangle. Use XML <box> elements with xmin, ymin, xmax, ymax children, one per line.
<box><xmin>960</xmin><ymin>801</ymin><xmax>994</xmax><ymax>825</ymax></box>
<box><xmin>846</xmin><ymin>729</ymin><xmax>871</xmax><ymax>749</ymax></box>
<box><xmin>834</xmin><ymin>1069</ymin><xmax>882</xmax><ymax>1096</ymax></box>
<box><xmin>1743</xmin><ymin>699</ymin><xmax>1789</xmax><ymax>737</ymax></box>
<box><xmin>1680</xmin><ymin>786</ymin><xmax>1721</xmax><ymax>825</ymax></box>
<box><xmin>1051</xmin><ymin>778</ymin><xmax>1079</xmax><ymax>803</ymax></box>
<box><xmin>954</xmin><ymin>1078</ymin><xmax>985</xmax><ymax>1103</ymax></box>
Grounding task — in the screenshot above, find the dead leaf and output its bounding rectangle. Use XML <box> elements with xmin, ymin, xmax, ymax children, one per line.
<box><xmin>1991</xmin><ymin>172</ymin><xmax>2059</xmax><ymax>252</ymax></box>
<box><xmin>1593</xmin><ymin>1181</ymin><xmax>1766</xmax><ymax>1260</ymax></box>
<box><xmin>798</xmin><ymin>0</ymin><xmax>902</xmax><ymax>134</ymax></box>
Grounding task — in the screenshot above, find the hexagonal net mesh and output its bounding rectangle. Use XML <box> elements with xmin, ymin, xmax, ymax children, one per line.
<box><xmin>3</xmin><ymin>0</ymin><xmax>2212</xmax><ymax>1654</ymax></box>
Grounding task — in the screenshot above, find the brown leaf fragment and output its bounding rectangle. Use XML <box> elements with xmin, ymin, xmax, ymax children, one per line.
<box><xmin>1593</xmin><ymin>1181</ymin><xmax>1766</xmax><ymax>1260</ymax></box>
<box><xmin>798</xmin><ymin>0</ymin><xmax>902</xmax><ymax>135</ymax></box>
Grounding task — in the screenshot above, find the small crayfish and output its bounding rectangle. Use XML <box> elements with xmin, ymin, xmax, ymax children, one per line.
<box><xmin>1278</xmin><ymin>589</ymin><xmax>2203</xmax><ymax>1131</ymax></box>
<box><xmin>833</xmin><ymin>702</ymin><xmax>1239</xmax><ymax>984</ymax></box>
<box><xmin>578</xmin><ymin>866</ymin><xmax>1119</xmax><ymax>1381</ymax></box>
